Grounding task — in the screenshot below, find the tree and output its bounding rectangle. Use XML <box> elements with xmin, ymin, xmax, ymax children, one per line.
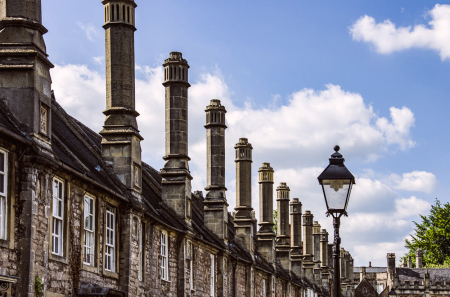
<box><xmin>404</xmin><ymin>199</ymin><xmax>450</xmax><ymax>267</ymax></box>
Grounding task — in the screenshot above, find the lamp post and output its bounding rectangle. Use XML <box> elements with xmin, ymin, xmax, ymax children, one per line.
<box><xmin>317</xmin><ymin>146</ymin><xmax>355</xmax><ymax>297</ymax></box>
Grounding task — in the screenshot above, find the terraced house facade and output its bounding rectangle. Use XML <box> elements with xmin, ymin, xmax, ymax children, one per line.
<box><xmin>0</xmin><ymin>0</ymin><xmax>356</xmax><ymax>296</ymax></box>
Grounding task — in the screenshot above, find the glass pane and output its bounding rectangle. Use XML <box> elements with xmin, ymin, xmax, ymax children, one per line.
<box><xmin>58</xmin><ymin>182</ymin><xmax>63</xmax><ymax>199</ymax></box>
<box><xmin>53</xmin><ymin>197</ymin><xmax>58</xmax><ymax>216</ymax></box>
<box><xmin>0</xmin><ymin>175</ymin><xmax>4</xmax><ymax>194</ymax></box>
<box><xmin>58</xmin><ymin>200</ymin><xmax>62</xmax><ymax>217</ymax></box>
<box><xmin>0</xmin><ymin>152</ymin><xmax>4</xmax><ymax>172</ymax></box>
<box><xmin>322</xmin><ymin>179</ymin><xmax>350</xmax><ymax>211</ymax></box>
<box><xmin>54</xmin><ymin>237</ymin><xmax>59</xmax><ymax>254</ymax></box>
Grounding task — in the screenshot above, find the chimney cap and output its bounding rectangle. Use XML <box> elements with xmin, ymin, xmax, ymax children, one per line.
<box><xmin>163</xmin><ymin>51</ymin><xmax>189</xmax><ymax>66</ymax></box>
<box><xmin>235</xmin><ymin>138</ymin><xmax>252</xmax><ymax>149</ymax></box>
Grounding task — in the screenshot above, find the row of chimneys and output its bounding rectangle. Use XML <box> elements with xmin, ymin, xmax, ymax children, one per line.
<box><xmin>0</xmin><ymin>0</ymin><xmax>351</xmax><ymax>282</ymax></box>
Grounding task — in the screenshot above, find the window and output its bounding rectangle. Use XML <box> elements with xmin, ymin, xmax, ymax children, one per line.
<box><xmin>161</xmin><ymin>231</ymin><xmax>168</xmax><ymax>280</ymax></box>
<box><xmin>263</xmin><ymin>279</ymin><xmax>266</xmax><ymax>297</ymax></box>
<box><xmin>138</xmin><ymin>222</ymin><xmax>144</xmax><ymax>281</ymax></box>
<box><xmin>377</xmin><ymin>284</ymin><xmax>384</xmax><ymax>293</ymax></box>
<box><xmin>83</xmin><ymin>195</ymin><xmax>95</xmax><ymax>265</ymax></box>
<box><xmin>187</xmin><ymin>240</ymin><xmax>193</xmax><ymax>290</ymax></box>
<box><xmin>52</xmin><ymin>178</ymin><xmax>64</xmax><ymax>255</ymax></box>
<box><xmin>210</xmin><ymin>254</ymin><xmax>215</xmax><ymax>296</ymax></box>
<box><xmin>105</xmin><ymin>206</ymin><xmax>116</xmax><ymax>272</ymax></box>
<box><xmin>0</xmin><ymin>150</ymin><xmax>7</xmax><ymax>240</ymax></box>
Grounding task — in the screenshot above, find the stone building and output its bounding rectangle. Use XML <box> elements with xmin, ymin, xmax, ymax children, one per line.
<box><xmin>0</xmin><ymin>0</ymin><xmax>355</xmax><ymax>296</ymax></box>
<box><xmin>353</xmin><ymin>252</ymin><xmax>450</xmax><ymax>297</ymax></box>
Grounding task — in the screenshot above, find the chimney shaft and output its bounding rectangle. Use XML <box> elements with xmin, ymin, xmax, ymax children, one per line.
<box><xmin>290</xmin><ymin>198</ymin><xmax>303</xmax><ymax>276</ymax></box>
<box><xmin>276</xmin><ymin>182</ymin><xmax>291</xmax><ymax>270</ymax></box>
<box><xmin>234</xmin><ymin>138</ymin><xmax>254</xmax><ymax>253</ymax></box>
<box><xmin>0</xmin><ymin>0</ymin><xmax>54</xmax><ymax>143</ymax></box>
<box><xmin>203</xmin><ymin>99</ymin><xmax>228</xmax><ymax>242</ymax></box>
<box><xmin>303</xmin><ymin>211</ymin><xmax>314</xmax><ymax>280</ymax></box>
<box><xmin>408</xmin><ymin>256</ymin><xmax>413</xmax><ymax>268</ymax></box>
<box><xmin>160</xmin><ymin>51</ymin><xmax>193</xmax><ymax>223</ymax></box>
<box><xmin>416</xmin><ymin>248</ymin><xmax>423</xmax><ymax>268</ymax></box>
<box><xmin>100</xmin><ymin>0</ymin><xmax>143</xmax><ymax>197</ymax></box>
<box><xmin>257</xmin><ymin>163</ymin><xmax>276</xmax><ymax>264</ymax></box>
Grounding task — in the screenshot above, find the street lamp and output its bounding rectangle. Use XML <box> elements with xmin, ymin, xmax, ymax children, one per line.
<box><xmin>317</xmin><ymin>145</ymin><xmax>355</xmax><ymax>297</ymax></box>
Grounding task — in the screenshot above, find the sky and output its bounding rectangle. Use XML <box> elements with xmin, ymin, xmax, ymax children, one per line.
<box><xmin>42</xmin><ymin>0</ymin><xmax>450</xmax><ymax>266</ymax></box>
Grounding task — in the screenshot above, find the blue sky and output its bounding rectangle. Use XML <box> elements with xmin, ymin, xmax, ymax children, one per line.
<box><xmin>43</xmin><ymin>0</ymin><xmax>450</xmax><ymax>266</ymax></box>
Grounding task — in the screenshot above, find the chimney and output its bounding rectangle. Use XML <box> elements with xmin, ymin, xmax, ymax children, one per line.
<box><xmin>203</xmin><ymin>99</ymin><xmax>228</xmax><ymax>242</ymax></box>
<box><xmin>402</xmin><ymin>257</ymin><xmax>407</xmax><ymax>267</ymax></box>
<box><xmin>303</xmin><ymin>210</ymin><xmax>314</xmax><ymax>280</ymax></box>
<box><xmin>369</xmin><ymin>261</ymin><xmax>372</xmax><ymax>268</ymax></box>
<box><xmin>387</xmin><ymin>253</ymin><xmax>396</xmax><ymax>289</ymax></box>
<box><xmin>313</xmin><ymin>221</ymin><xmax>322</xmax><ymax>285</ymax></box>
<box><xmin>257</xmin><ymin>163</ymin><xmax>276</xmax><ymax>264</ymax></box>
<box><xmin>408</xmin><ymin>256</ymin><xmax>412</xmax><ymax>268</ymax></box>
<box><xmin>100</xmin><ymin>0</ymin><xmax>143</xmax><ymax>198</ymax></box>
<box><xmin>320</xmin><ymin>229</ymin><xmax>330</xmax><ymax>287</ymax></box>
<box><xmin>290</xmin><ymin>198</ymin><xmax>303</xmax><ymax>276</ymax></box>
<box><xmin>416</xmin><ymin>248</ymin><xmax>423</xmax><ymax>268</ymax></box>
<box><xmin>234</xmin><ymin>138</ymin><xmax>254</xmax><ymax>253</ymax></box>
<box><xmin>159</xmin><ymin>52</ymin><xmax>193</xmax><ymax>223</ymax></box>
<box><xmin>276</xmin><ymin>182</ymin><xmax>291</xmax><ymax>270</ymax></box>
<box><xmin>0</xmin><ymin>0</ymin><xmax>54</xmax><ymax>145</ymax></box>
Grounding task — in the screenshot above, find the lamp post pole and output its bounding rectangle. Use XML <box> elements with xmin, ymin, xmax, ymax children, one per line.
<box><xmin>333</xmin><ymin>216</ymin><xmax>341</xmax><ymax>297</ymax></box>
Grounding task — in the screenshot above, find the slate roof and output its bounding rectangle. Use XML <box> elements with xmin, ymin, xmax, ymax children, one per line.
<box><xmin>397</xmin><ymin>268</ymin><xmax>450</xmax><ymax>283</ymax></box>
<box><xmin>353</xmin><ymin>267</ymin><xmax>387</xmax><ymax>273</ymax></box>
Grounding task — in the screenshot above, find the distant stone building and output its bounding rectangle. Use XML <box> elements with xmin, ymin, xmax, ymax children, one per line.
<box><xmin>0</xmin><ymin>0</ymin><xmax>356</xmax><ymax>296</ymax></box>
<box><xmin>353</xmin><ymin>252</ymin><xmax>450</xmax><ymax>297</ymax></box>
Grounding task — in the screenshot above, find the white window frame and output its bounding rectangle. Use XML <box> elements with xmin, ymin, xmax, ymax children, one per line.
<box><xmin>105</xmin><ymin>206</ymin><xmax>116</xmax><ymax>272</ymax></box>
<box><xmin>210</xmin><ymin>254</ymin><xmax>215</xmax><ymax>297</ymax></box>
<box><xmin>161</xmin><ymin>230</ymin><xmax>169</xmax><ymax>281</ymax></box>
<box><xmin>52</xmin><ymin>178</ymin><xmax>64</xmax><ymax>256</ymax></box>
<box><xmin>138</xmin><ymin>221</ymin><xmax>143</xmax><ymax>281</ymax></box>
<box><xmin>83</xmin><ymin>195</ymin><xmax>95</xmax><ymax>266</ymax></box>
<box><xmin>0</xmin><ymin>149</ymin><xmax>7</xmax><ymax>240</ymax></box>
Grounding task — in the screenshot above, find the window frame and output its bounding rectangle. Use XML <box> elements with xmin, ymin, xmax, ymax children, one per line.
<box><xmin>52</xmin><ymin>178</ymin><xmax>64</xmax><ymax>256</ymax></box>
<box><xmin>83</xmin><ymin>194</ymin><xmax>96</xmax><ymax>266</ymax></box>
<box><xmin>105</xmin><ymin>206</ymin><xmax>116</xmax><ymax>272</ymax></box>
<box><xmin>138</xmin><ymin>221</ymin><xmax>144</xmax><ymax>281</ymax></box>
<box><xmin>210</xmin><ymin>254</ymin><xmax>215</xmax><ymax>297</ymax></box>
<box><xmin>0</xmin><ymin>149</ymin><xmax>7</xmax><ymax>240</ymax></box>
<box><xmin>161</xmin><ymin>230</ymin><xmax>169</xmax><ymax>281</ymax></box>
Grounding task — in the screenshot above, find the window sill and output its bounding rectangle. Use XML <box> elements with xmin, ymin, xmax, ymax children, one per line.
<box><xmin>0</xmin><ymin>239</ymin><xmax>10</xmax><ymax>249</ymax></box>
<box><xmin>49</xmin><ymin>253</ymin><xmax>68</xmax><ymax>264</ymax></box>
<box><xmin>82</xmin><ymin>264</ymin><xmax>99</xmax><ymax>273</ymax></box>
<box><xmin>161</xmin><ymin>279</ymin><xmax>171</xmax><ymax>284</ymax></box>
<box><xmin>103</xmin><ymin>270</ymin><xmax>119</xmax><ymax>280</ymax></box>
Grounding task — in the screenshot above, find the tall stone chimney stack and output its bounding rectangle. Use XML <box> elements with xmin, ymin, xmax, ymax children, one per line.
<box><xmin>290</xmin><ymin>198</ymin><xmax>303</xmax><ymax>276</ymax></box>
<box><xmin>320</xmin><ymin>229</ymin><xmax>330</xmax><ymax>287</ymax></box>
<box><xmin>303</xmin><ymin>210</ymin><xmax>315</xmax><ymax>280</ymax></box>
<box><xmin>0</xmin><ymin>0</ymin><xmax>54</xmax><ymax>145</ymax></box>
<box><xmin>276</xmin><ymin>182</ymin><xmax>291</xmax><ymax>270</ymax></box>
<box><xmin>313</xmin><ymin>221</ymin><xmax>322</xmax><ymax>285</ymax></box>
<box><xmin>204</xmin><ymin>99</ymin><xmax>228</xmax><ymax>242</ymax></box>
<box><xmin>234</xmin><ymin>138</ymin><xmax>254</xmax><ymax>253</ymax></box>
<box><xmin>160</xmin><ymin>51</ymin><xmax>193</xmax><ymax>224</ymax></box>
<box><xmin>100</xmin><ymin>0</ymin><xmax>143</xmax><ymax>198</ymax></box>
<box><xmin>416</xmin><ymin>248</ymin><xmax>423</xmax><ymax>268</ymax></box>
<box><xmin>257</xmin><ymin>163</ymin><xmax>276</xmax><ymax>264</ymax></box>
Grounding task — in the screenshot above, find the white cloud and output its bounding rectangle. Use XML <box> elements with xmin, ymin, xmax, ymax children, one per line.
<box><xmin>350</xmin><ymin>4</ymin><xmax>450</xmax><ymax>60</ymax></box>
<box><xmin>92</xmin><ymin>56</ymin><xmax>104</xmax><ymax>65</ymax></box>
<box><xmin>395</xmin><ymin>196</ymin><xmax>431</xmax><ymax>218</ymax></box>
<box><xmin>77</xmin><ymin>22</ymin><xmax>98</xmax><ymax>42</ymax></box>
<box><xmin>390</xmin><ymin>171</ymin><xmax>438</xmax><ymax>193</ymax></box>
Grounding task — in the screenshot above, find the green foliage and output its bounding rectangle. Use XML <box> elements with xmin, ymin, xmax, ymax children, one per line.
<box><xmin>35</xmin><ymin>275</ymin><xmax>43</xmax><ymax>297</ymax></box>
<box><xmin>273</xmin><ymin>209</ymin><xmax>278</xmax><ymax>236</ymax></box>
<box><xmin>404</xmin><ymin>199</ymin><xmax>450</xmax><ymax>267</ymax></box>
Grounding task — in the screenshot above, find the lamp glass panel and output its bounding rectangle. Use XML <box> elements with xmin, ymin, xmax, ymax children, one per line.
<box><xmin>322</xmin><ymin>179</ymin><xmax>351</xmax><ymax>211</ymax></box>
